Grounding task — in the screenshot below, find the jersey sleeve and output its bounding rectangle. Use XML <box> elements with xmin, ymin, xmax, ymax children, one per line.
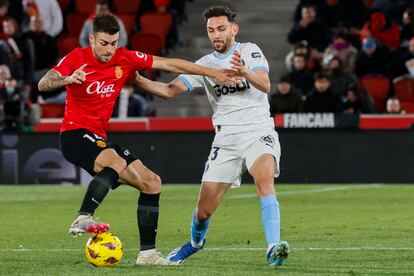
<box><xmin>53</xmin><ymin>48</ymin><xmax>83</xmax><ymax>76</ymax></box>
<box><xmin>125</xmin><ymin>49</ymin><xmax>154</xmax><ymax>71</ymax></box>
<box><xmin>244</xmin><ymin>43</ymin><xmax>269</xmax><ymax>73</ymax></box>
<box><xmin>177</xmin><ymin>58</ymin><xmax>204</xmax><ymax>92</ymax></box>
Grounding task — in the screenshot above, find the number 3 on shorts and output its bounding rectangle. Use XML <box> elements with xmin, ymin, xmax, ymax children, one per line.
<box><xmin>211</xmin><ymin>147</ymin><xmax>220</xmax><ymax>161</ymax></box>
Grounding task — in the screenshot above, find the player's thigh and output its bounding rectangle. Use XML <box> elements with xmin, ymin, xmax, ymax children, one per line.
<box><xmin>202</xmin><ymin>145</ymin><xmax>243</xmax><ymax>187</ymax></box>
<box><xmin>118</xmin><ymin>159</ymin><xmax>161</xmax><ymax>194</ymax></box>
<box><xmin>197</xmin><ymin>181</ymin><xmax>231</xmax><ymax>220</ymax></box>
<box><xmin>245</xmin><ymin>130</ymin><xmax>281</xmax><ymax>179</ymax></box>
<box><xmin>60</xmin><ymin>128</ymin><xmax>121</xmax><ymax>176</ymax></box>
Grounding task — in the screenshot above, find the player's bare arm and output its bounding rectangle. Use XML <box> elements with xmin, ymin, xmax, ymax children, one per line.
<box><xmin>151</xmin><ymin>56</ymin><xmax>238</xmax><ymax>86</ymax></box>
<box><xmin>38</xmin><ymin>64</ymin><xmax>87</xmax><ymax>92</ymax></box>
<box><xmin>231</xmin><ymin>50</ymin><xmax>271</xmax><ymax>93</ymax></box>
<box><xmin>134</xmin><ymin>72</ymin><xmax>187</xmax><ymax>100</ymax></box>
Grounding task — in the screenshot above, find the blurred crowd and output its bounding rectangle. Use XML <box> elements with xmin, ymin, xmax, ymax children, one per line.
<box><xmin>270</xmin><ymin>0</ymin><xmax>414</xmax><ymax>116</ymax></box>
<box><xmin>0</xmin><ymin>0</ymin><xmax>191</xmax><ymax>131</ymax></box>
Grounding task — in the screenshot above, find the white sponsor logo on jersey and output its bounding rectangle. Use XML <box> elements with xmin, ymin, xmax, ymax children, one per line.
<box><xmin>86</xmin><ymin>81</ymin><xmax>115</xmax><ymax>95</ymax></box>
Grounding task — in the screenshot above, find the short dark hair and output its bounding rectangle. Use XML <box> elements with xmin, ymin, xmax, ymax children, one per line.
<box><xmin>202</xmin><ymin>5</ymin><xmax>236</xmax><ymax>22</ymax></box>
<box><xmin>93</xmin><ymin>14</ymin><xmax>120</xmax><ymax>35</ymax></box>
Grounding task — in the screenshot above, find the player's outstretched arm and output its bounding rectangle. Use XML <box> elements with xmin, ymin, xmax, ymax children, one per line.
<box><xmin>38</xmin><ymin>64</ymin><xmax>87</xmax><ymax>92</ymax></box>
<box><xmin>231</xmin><ymin>50</ymin><xmax>271</xmax><ymax>93</ymax></box>
<box><xmin>151</xmin><ymin>56</ymin><xmax>238</xmax><ymax>86</ymax></box>
<box><xmin>133</xmin><ymin>72</ymin><xmax>188</xmax><ymax>100</ymax></box>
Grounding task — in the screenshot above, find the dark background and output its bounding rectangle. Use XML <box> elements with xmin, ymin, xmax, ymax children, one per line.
<box><xmin>1</xmin><ymin>129</ymin><xmax>413</xmax><ymax>184</ymax></box>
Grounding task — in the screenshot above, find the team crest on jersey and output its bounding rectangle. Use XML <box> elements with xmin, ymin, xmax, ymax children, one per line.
<box><xmin>96</xmin><ymin>140</ymin><xmax>107</xmax><ymax>148</ymax></box>
<box><xmin>115</xmin><ymin>66</ymin><xmax>123</xmax><ymax>79</ymax></box>
<box><xmin>260</xmin><ymin>135</ymin><xmax>275</xmax><ymax>148</ymax></box>
<box><xmin>251</xmin><ymin>52</ymin><xmax>262</xmax><ymax>58</ymax></box>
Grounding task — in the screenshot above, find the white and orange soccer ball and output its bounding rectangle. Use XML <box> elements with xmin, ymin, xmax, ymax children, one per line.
<box><xmin>85</xmin><ymin>232</ymin><xmax>123</xmax><ymax>267</ymax></box>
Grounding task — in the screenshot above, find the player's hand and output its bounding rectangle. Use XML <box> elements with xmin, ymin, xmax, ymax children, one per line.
<box><xmin>213</xmin><ymin>68</ymin><xmax>241</xmax><ymax>86</ymax></box>
<box><xmin>230</xmin><ymin>51</ymin><xmax>247</xmax><ymax>77</ymax></box>
<box><xmin>66</xmin><ymin>64</ymin><xmax>87</xmax><ymax>85</ymax></box>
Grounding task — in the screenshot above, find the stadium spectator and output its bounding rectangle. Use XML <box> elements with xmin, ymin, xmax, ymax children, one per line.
<box><xmin>293</xmin><ymin>0</ymin><xmax>336</xmax><ymax>27</ymax></box>
<box><xmin>285</xmin><ymin>41</ymin><xmax>321</xmax><ymax>73</ymax></box>
<box><xmin>400</xmin><ymin>8</ymin><xmax>414</xmax><ymax>48</ymax></box>
<box><xmin>342</xmin><ymin>83</ymin><xmax>376</xmax><ymax>114</ymax></box>
<box><xmin>360</xmin><ymin>11</ymin><xmax>401</xmax><ymax>49</ymax></box>
<box><xmin>354</xmin><ymin>38</ymin><xmax>392</xmax><ymax>77</ymax></box>
<box><xmin>1</xmin><ymin>17</ymin><xmax>34</xmax><ymax>87</ymax></box>
<box><xmin>24</xmin><ymin>15</ymin><xmax>58</xmax><ymax>82</ymax></box>
<box><xmin>22</xmin><ymin>0</ymin><xmax>63</xmax><ymax>37</ymax></box>
<box><xmin>0</xmin><ymin>0</ymin><xmax>10</xmax><ymax>39</ymax></box>
<box><xmin>24</xmin><ymin>14</ymin><xmax>61</xmax><ymax>108</ymax></box>
<box><xmin>112</xmin><ymin>85</ymin><xmax>148</xmax><ymax>118</ymax></box>
<box><xmin>305</xmin><ymin>71</ymin><xmax>342</xmax><ymax>113</ymax></box>
<box><xmin>323</xmin><ymin>30</ymin><xmax>358</xmax><ymax>74</ymax></box>
<box><xmin>79</xmin><ymin>0</ymin><xmax>127</xmax><ymax>48</ymax></box>
<box><xmin>385</xmin><ymin>97</ymin><xmax>406</xmax><ymax>114</ymax></box>
<box><xmin>326</xmin><ymin>56</ymin><xmax>357</xmax><ymax>96</ymax></box>
<box><xmin>286</xmin><ymin>53</ymin><xmax>314</xmax><ymax>95</ymax></box>
<box><xmin>287</xmin><ymin>4</ymin><xmax>332</xmax><ymax>52</ymax></box>
<box><xmin>269</xmin><ymin>75</ymin><xmax>304</xmax><ymax>115</ymax></box>
<box><xmin>0</xmin><ymin>64</ymin><xmax>30</xmax><ymax>130</ymax></box>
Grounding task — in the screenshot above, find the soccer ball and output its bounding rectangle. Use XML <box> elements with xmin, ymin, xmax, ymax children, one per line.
<box><xmin>84</xmin><ymin>232</ymin><xmax>123</xmax><ymax>267</ymax></box>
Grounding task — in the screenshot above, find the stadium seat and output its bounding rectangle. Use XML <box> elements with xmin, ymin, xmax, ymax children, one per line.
<box><xmin>114</xmin><ymin>0</ymin><xmax>141</xmax><ymax>14</ymax></box>
<box><xmin>57</xmin><ymin>35</ymin><xmax>79</xmax><ymax>56</ymax></box>
<box><xmin>40</xmin><ymin>103</ymin><xmax>65</xmax><ymax>118</ymax></box>
<box><xmin>117</xmin><ymin>14</ymin><xmax>136</xmax><ymax>37</ymax></box>
<box><xmin>131</xmin><ymin>33</ymin><xmax>163</xmax><ymax>56</ymax></box>
<box><xmin>66</xmin><ymin>13</ymin><xmax>88</xmax><ymax>36</ymax></box>
<box><xmin>393</xmin><ymin>76</ymin><xmax>414</xmax><ymax>103</ymax></box>
<box><xmin>75</xmin><ymin>0</ymin><xmax>100</xmax><ymax>14</ymax></box>
<box><xmin>140</xmin><ymin>12</ymin><xmax>173</xmax><ymax>49</ymax></box>
<box><xmin>359</xmin><ymin>76</ymin><xmax>390</xmax><ymax>113</ymax></box>
<box><xmin>57</xmin><ymin>0</ymin><xmax>71</xmax><ymax>10</ymax></box>
<box><xmin>400</xmin><ymin>101</ymin><xmax>414</xmax><ymax>113</ymax></box>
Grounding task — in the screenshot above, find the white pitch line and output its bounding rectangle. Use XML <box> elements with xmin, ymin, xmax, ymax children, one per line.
<box><xmin>229</xmin><ymin>184</ymin><xmax>384</xmax><ymax>199</ymax></box>
<box><xmin>1</xmin><ymin>246</ymin><xmax>414</xmax><ymax>252</ymax></box>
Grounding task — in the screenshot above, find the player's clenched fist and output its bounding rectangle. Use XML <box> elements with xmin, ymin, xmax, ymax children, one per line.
<box><xmin>66</xmin><ymin>64</ymin><xmax>87</xmax><ymax>84</ymax></box>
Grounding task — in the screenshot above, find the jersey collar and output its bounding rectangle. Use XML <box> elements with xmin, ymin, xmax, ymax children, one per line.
<box><xmin>212</xmin><ymin>42</ymin><xmax>239</xmax><ymax>60</ymax></box>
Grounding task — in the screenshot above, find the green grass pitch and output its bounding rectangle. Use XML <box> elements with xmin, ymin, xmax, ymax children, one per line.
<box><xmin>1</xmin><ymin>184</ymin><xmax>414</xmax><ymax>275</ymax></box>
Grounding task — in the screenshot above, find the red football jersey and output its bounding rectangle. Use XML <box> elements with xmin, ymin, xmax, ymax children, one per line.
<box><xmin>53</xmin><ymin>46</ymin><xmax>153</xmax><ymax>138</ymax></box>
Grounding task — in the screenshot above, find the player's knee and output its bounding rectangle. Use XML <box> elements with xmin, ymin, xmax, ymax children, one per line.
<box><xmin>255</xmin><ymin>179</ymin><xmax>275</xmax><ymax>196</ymax></box>
<box><xmin>109</xmin><ymin>157</ymin><xmax>127</xmax><ymax>175</ymax></box>
<box><xmin>141</xmin><ymin>173</ymin><xmax>161</xmax><ymax>194</ymax></box>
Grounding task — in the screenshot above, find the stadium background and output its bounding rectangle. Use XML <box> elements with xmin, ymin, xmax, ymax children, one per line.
<box><xmin>1</xmin><ymin>1</ymin><xmax>414</xmax><ymax>275</ymax></box>
<box><xmin>0</xmin><ymin>0</ymin><xmax>413</xmax><ymax>184</ymax></box>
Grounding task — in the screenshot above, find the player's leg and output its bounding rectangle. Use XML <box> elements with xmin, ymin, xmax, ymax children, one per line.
<box><xmin>117</xmin><ymin>159</ymin><xmax>172</xmax><ymax>265</ymax></box>
<box><xmin>167</xmin><ymin>181</ymin><xmax>231</xmax><ymax>264</ymax></box>
<box><xmin>246</xmin><ymin>132</ymin><xmax>289</xmax><ymax>266</ymax></box>
<box><xmin>60</xmin><ymin>129</ymin><xmax>126</xmax><ymax>236</ymax></box>
<box><xmin>167</xmin><ymin>139</ymin><xmax>240</xmax><ymax>264</ymax></box>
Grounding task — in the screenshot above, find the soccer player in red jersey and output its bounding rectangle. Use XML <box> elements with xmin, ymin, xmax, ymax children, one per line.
<box><xmin>38</xmin><ymin>14</ymin><xmax>236</xmax><ymax>265</ymax></box>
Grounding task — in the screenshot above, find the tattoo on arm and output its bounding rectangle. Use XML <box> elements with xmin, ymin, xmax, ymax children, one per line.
<box><xmin>38</xmin><ymin>70</ymin><xmax>67</xmax><ymax>91</ymax></box>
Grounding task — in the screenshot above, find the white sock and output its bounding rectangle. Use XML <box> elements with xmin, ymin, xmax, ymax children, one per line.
<box><xmin>140</xmin><ymin>248</ymin><xmax>156</xmax><ymax>257</ymax></box>
<box><xmin>191</xmin><ymin>240</ymin><xmax>204</xmax><ymax>248</ymax></box>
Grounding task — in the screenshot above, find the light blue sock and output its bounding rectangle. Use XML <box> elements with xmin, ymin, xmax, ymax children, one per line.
<box><xmin>260</xmin><ymin>194</ymin><xmax>280</xmax><ymax>246</ymax></box>
<box><xmin>190</xmin><ymin>211</ymin><xmax>210</xmax><ymax>248</ymax></box>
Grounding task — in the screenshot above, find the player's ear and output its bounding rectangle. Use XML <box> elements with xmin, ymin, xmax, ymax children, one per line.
<box><xmin>231</xmin><ymin>23</ymin><xmax>239</xmax><ymax>37</ymax></box>
<box><xmin>89</xmin><ymin>33</ymin><xmax>95</xmax><ymax>45</ymax></box>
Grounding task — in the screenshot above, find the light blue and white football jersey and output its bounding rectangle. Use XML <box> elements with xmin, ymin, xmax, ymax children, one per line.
<box><xmin>179</xmin><ymin>42</ymin><xmax>274</xmax><ymax>133</ymax></box>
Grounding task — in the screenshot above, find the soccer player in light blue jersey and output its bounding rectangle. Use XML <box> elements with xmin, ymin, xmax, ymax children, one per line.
<box><xmin>134</xmin><ymin>5</ymin><xmax>289</xmax><ymax>266</ymax></box>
